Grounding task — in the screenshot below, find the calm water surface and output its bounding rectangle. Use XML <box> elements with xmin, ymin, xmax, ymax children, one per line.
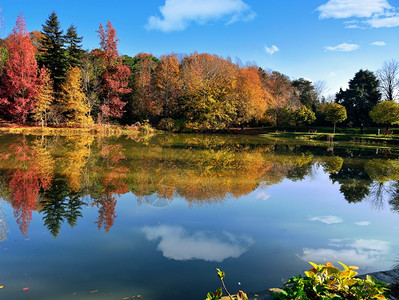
<box><xmin>0</xmin><ymin>133</ymin><xmax>398</xmax><ymax>299</ymax></box>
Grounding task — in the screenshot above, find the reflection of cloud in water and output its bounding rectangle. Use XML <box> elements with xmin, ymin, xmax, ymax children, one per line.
<box><xmin>299</xmin><ymin>239</ymin><xmax>391</xmax><ymax>272</ymax></box>
<box><xmin>256</xmin><ymin>191</ymin><xmax>270</xmax><ymax>201</ymax></box>
<box><xmin>354</xmin><ymin>221</ymin><xmax>371</xmax><ymax>226</ymax></box>
<box><xmin>308</xmin><ymin>216</ymin><xmax>343</xmax><ymax>224</ymax></box>
<box><xmin>142</xmin><ymin>225</ymin><xmax>254</xmax><ymax>262</ymax></box>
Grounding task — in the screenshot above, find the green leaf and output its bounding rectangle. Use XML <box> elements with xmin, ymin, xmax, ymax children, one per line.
<box><xmin>216</xmin><ymin>268</ymin><xmax>225</xmax><ymax>280</ymax></box>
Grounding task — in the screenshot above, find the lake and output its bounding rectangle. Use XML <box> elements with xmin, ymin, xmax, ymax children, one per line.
<box><xmin>0</xmin><ymin>133</ymin><xmax>398</xmax><ymax>299</ymax></box>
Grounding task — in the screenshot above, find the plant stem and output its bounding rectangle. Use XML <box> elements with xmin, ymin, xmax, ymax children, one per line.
<box><xmin>220</xmin><ymin>278</ymin><xmax>233</xmax><ymax>300</ymax></box>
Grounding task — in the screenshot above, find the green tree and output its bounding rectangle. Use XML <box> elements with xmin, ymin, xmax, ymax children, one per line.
<box><xmin>369</xmin><ymin>100</ymin><xmax>399</xmax><ymax>130</ymax></box>
<box><xmin>39</xmin><ymin>11</ymin><xmax>67</xmax><ymax>93</ymax></box>
<box><xmin>292</xmin><ymin>105</ymin><xmax>316</xmax><ymax>128</ymax></box>
<box><xmin>292</xmin><ymin>78</ymin><xmax>317</xmax><ymax>110</ymax></box>
<box><xmin>65</xmin><ymin>25</ymin><xmax>83</xmax><ymax>68</ymax></box>
<box><xmin>335</xmin><ymin>69</ymin><xmax>381</xmax><ymax>126</ymax></box>
<box><xmin>325</xmin><ymin>103</ymin><xmax>347</xmax><ymax>133</ymax></box>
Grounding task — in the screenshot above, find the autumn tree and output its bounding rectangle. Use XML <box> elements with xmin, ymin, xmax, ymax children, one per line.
<box><xmin>60</xmin><ymin>66</ymin><xmax>93</xmax><ymax>126</ymax></box>
<box><xmin>0</xmin><ymin>14</ymin><xmax>39</xmax><ymax>123</ymax></box>
<box><xmin>39</xmin><ymin>11</ymin><xmax>67</xmax><ymax>93</ymax></box>
<box><xmin>129</xmin><ymin>53</ymin><xmax>160</xmax><ymax>119</ymax></box>
<box><xmin>234</xmin><ymin>66</ymin><xmax>270</xmax><ymax>125</ymax></box>
<box><xmin>32</xmin><ymin>67</ymin><xmax>54</xmax><ymax>127</ymax></box>
<box><xmin>30</xmin><ymin>30</ymin><xmax>45</xmax><ymax>52</ymax></box>
<box><xmin>95</xmin><ymin>20</ymin><xmax>131</xmax><ymax>121</ymax></box>
<box><xmin>325</xmin><ymin>103</ymin><xmax>347</xmax><ymax>133</ymax></box>
<box><xmin>80</xmin><ymin>51</ymin><xmax>102</xmax><ymax>118</ymax></box>
<box><xmin>369</xmin><ymin>100</ymin><xmax>399</xmax><ymax>130</ymax></box>
<box><xmin>153</xmin><ymin>54</ymin><xmax>182</xmax><ymax>118</ymax></box>
<box><xmin>179</xmin><ymin>52</ymin><xmax>237</xmax><ymax>130</ymax></box>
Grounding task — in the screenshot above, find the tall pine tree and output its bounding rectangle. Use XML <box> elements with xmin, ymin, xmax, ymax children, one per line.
<box><xmin>65</xmin><ymin>25</ymin><xmax>83</xmax><ymax>68</ymax></box>
<box><xmin>39</xmin><ymin>11</ymin><xmax>67</xmax><ymax>94</ymax></box>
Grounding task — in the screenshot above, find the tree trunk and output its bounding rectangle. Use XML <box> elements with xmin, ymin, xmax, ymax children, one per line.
<box><xmin>333</xmin><ymin>122</ymin><xmax>336</xmax><ymax>134</ymax></box>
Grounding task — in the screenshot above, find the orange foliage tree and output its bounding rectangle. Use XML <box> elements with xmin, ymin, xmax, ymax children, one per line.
<box><xmin>154</xmin><ymin>54</ymin><xmax>182</xmax><ymax>118</ymax></box>
<box><xmin>234</xmin><ymin>66</ymin><xmax>271</xmax><ymax>125</ymax></box>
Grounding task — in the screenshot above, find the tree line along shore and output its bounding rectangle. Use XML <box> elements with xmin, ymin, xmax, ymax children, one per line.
<box><xmin>0</xmin><ymin>12</ymin><xmax>398</xmax><ymax>133</ymax></box>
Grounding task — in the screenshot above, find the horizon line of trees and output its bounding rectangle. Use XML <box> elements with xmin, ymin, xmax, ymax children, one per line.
<box><xmin>0</xmin><ymin>12</ymin><xmax>398</xmax><ymax>131</ymax></box>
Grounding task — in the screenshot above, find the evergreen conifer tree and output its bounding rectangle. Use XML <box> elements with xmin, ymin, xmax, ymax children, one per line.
<box><xmin>65</xmin><ymin>25</ymin><xmax>83</xmax><ymax>68</ymax></box>
<box><xmin>39</xmin><ymin>11</ymin><xmax>67</xmax><ymax>94</ymax></box>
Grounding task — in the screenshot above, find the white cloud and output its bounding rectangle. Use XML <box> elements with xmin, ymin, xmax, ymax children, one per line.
<box><xmin>146</xmin><ymin>0</ymin><xmax>256</xmax><ymax>32</ymax></box>
<box><xmin>142</xmin><ymin>225</ymin><xmax>254</xmax><ymax>262</ymax></box>
<box><xmin>355</xmin><ymin>221</ymin><xmax>371</xmax><ymax>226</ymax></box>
<box><xmin>370</xmin><ymin>41</ymin><xmax>386</xmax><ymax>46</ymax></box>
<box><xmin>317</xmin><ymin>0</ymin><xmax>392</xmax><ymax>19</ymax></box>
<box><xmin>328</xmin><ymin>71</ymin><xmax>337</xmax><ymax>78</ymax></box>
<box><xmin>345</xmin><ymin>24</ymin><xmax>366</xmax><ymax>29</ymax></box>
<box><xmin>367</xmin><ymin>15</ymin><xmax>399</xmax><ymax>28</ymax></box>
<box><xmin>308</xmin><ymin>216</ymin><xmax>343</xmax><ymax>224</ymax></box>
<box><xmin>256</xmin><ymin>191</ymin><xmax>270</xmax><ymax>200</ymax></box>
<box><xmin>317</xmin><ymin>0</ymin><xmax>399</xmax><ymax>28</ymax></box>
<box><xmin>324</xmin><ymin>43</ymin><xmax>359</xmax><ymax>52</ymax></box>
<box><xmin>299</xmin><ymin>238</ymin><xmax>391</xmax><ymax>272</ymax></box>
<box><xmin>265</xmin><ymin>45</ymin><xmax>279</xmax><ymax>55</ymax></box>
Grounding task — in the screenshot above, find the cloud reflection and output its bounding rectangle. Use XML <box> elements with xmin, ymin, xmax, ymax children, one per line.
<box><xmin>299</xmin><ymin>238</ymin><xmax>391</xmax><ymax>272</ymax></box>
<box><xmin>142</xmin><ymin>225</ymin><xmax>254</xmax><ymax>262</ymax></box>
<box><xmin>354</xmin><ymin>221</ymin><xmax>371</xmax><ymax>226</ymax></box>
<box><xmin>308</xmin><ymin>216</ymin><xmax>343</xmax><ymax>224</ymax></box>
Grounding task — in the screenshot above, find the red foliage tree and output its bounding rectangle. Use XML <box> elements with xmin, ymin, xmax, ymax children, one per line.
<box><xmin>95</xmin><ymin>21</ymin><xmax>131</xmax><ymax>120</ymax></box>
<box><xmin>0</xmin><ymin>14</ymin><xmax>39</xmax><ymax>123</ymax></box>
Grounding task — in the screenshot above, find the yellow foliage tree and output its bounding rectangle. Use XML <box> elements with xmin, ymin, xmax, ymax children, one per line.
<box><xmin>60</xmin><ymin>66</ymin><xmax>93</xmax><ymax>126</ymax></box>
<box><xmin>33</xmin><ymin>67</ymin><xmax>54</xmax><ymax>127</ymax></box>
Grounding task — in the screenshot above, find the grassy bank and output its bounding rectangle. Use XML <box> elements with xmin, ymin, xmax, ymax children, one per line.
<box><xmin>0</xmin><ymin>123</ymin><xmax>156</xmax><ymax>137</ymax></box>
<box><xmin>257</xmin><ymin>126</ymin><xmax>399</xmax><ymax>146</ymax></box>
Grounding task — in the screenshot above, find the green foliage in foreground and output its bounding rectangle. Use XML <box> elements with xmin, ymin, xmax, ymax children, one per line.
<box><xmin>272</xmin><ymin>262</ymin><xmax>389</xmax><ymax>300</ymax></box>
<box><xmin>207</xmin><ymin>263</ymin><xmax>390</xmax><ymax>300</ymax></box>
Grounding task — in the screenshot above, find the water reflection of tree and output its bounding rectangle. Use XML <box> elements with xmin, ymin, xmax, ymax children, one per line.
<box><xmin>364</xmin><ymin>159</ymin><xmax>399</xmax><ymax>210</ymax></box>
<box><xmin>40</xmin><ymin>177</ymin><xmax>85</xmax><ymax>237</ymax></box>
<box><xmin>3</xmin><ymin>134</ymin><xmax>399</xmax><ymax>236</ymax></box>
<box><xmin>330</xmin><ymin>164</ymin><xmax>372</xmax><ymax>203</ymax></box>
<box><xmin>0</xmin><ymin>137</ymin><xmax>54</xmax><ymax>235</ymax></box>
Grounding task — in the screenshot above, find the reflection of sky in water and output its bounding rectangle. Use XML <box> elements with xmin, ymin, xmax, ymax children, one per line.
<box><xmin>142</xmin><ymin>225</ymin><xmax>254</xmax><ymax>262</ymax></box>
<box><xmin>1</xmin><ymin>164</ymin><xmax>399</xmax><ymax>299</ymax></box>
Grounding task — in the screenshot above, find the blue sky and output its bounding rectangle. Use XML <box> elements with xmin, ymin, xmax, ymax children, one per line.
<box><xmin>0</xmin><ymin>0</ymin><xmax>398</xmax><ymax>97</ymax></box>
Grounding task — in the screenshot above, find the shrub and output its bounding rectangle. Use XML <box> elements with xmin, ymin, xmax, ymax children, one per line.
<box><xmin>272</xmin><ymin>262</ymin><xmax>389</xmax><ymax>299</ymax></box>
<box><xmin>157</xmin><ymin>118</ymin><xmax>175</xmax><ymax>131</ymax></box>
